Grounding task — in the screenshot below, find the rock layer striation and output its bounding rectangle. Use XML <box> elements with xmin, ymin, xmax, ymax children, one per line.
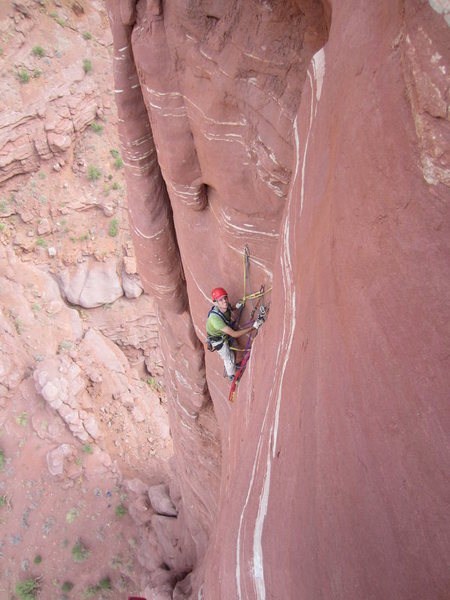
<box><xmin>107</xmin><ymin>1</ymin><xmax>449</xmax><ymax>598</ymax></box>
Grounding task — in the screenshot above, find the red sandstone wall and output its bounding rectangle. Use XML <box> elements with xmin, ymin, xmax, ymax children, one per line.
<box><xmin>107</xmin><ymin>1</ymin><xmax>449</xmax><ymax>598</ymax></box>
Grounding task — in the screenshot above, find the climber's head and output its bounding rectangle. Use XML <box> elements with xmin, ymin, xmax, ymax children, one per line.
<box><xmin>212</xmin><ymin>287</ymin><xmax>229</xmax><ymax>312</ymax></box>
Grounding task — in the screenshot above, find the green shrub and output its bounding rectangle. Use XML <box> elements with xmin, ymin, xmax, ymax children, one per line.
<box><xmin>82</xmin><ymin>444</ymin><xmax>93</xmax><ymax>454</ymax></box>
<box><xmin>90</xmin><ymin>122</ymin><xmax>103</xmax><ymax>134</ymax></box>
<box><xmin>82</xmin><ymin>58</ymin><xmax>92</xmax><ymax>73</ymax></box>
<box><xmin>108</xmin><ymin>218</ymin><xmax>119</xmax><ymax>237</ymax></box>
<box><xmin>33</xmin><ymin>69</ymin><xmax>41</xmax><ymax>78</ymax></box>
<box><xmin>115</xmin><ymin>503</ymin><xmax>127</xmax><ymax>518</ymax></box>
<box><xmin>110</xmin><ymin>149</ymin><xmax>120</xmax><ymax>159</ymax></box>
<box><xmin>33</xmin><ymin>555</ymin><xmax>42</xmax><ymax>565</ymax></box>
<box><xmin>98</xmin><ymin>577</ymin><xmax>112</xmax><ymax>590</ymax></box>
<box><xmin>62</xmin><ymin>581</ymin><xmax>74</xmax><ymax>592</ymax></box>
<box><xmin>112</xmin><ymin>182</ymin><xmax>119</xmax><ymax>190</ymax></box>
<box><xmin>114</xmin><ymin>156</ymin><xmax>123</xmax><ymax>169</ymax></box>
<box><xmin>15</xmin><ymin>577</ymin><xmax>41</xmax><ymax>600</ymax></box>
<box><xmin>72</xmin><ymin>540</ymin><xmax>90</xmax><ymax>562</ymax></box>
<box><xmin>83</xmin><ymin>32</ymin><xmax>92</xmax><ymax>40</ymax></box>
<box><xmin>87</xmin><ymin>165</ymin><xmax>101</xmax><ymax>181</ymax></box>
<box><xmin>0</xmin><ymin>449</ymin><xmax>4</xmax><ymax>471</ymax></box>
<box><xmin>18</xmin><ymin>68</ymin><xmax>30</xmax><ymax>84</ymax></box>
<box><xmin>0</xmin><ymin>223</ymin><xmax>5</xmax><ymax>233</ymax></box>
<box><xmin>83</xmin><ymin>577</ymin><xmax>111</xmax><ymax>598</ymax></box>
<box><xmin>32</xmin><ymin>46</ymin><xmax>45</xmax><ymax>57</ymax></box>
<box><xmin>55</xmin><ymin>16</ymin><xmax>65</xmax><ymax>26</ymax></box>
<box><xmin>66</xmin><ymin>508</ymin><xmax>79</xmax><ymax>523</ymax></box>
<box><xmin>16</xmin><ymin>412</ymin><xmax>27</xmax><ymax>426</ymax></box>
<box><xmin>35</xmin><ymin>238</ymin><xmax>47</xmax><ymax>248</ymax></box>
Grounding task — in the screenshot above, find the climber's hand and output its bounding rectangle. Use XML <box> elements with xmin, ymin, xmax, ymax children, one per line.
<box><xmin>235</xmin><ymin>301</ymin><xmax>244</xmax><ymax>310</ymax></box>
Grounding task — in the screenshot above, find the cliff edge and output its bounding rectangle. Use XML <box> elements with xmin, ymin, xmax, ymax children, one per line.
<box><xmin>107</xmin><ymin>1</ymin><xmax>449</xmax><ymax>598</ymax></box>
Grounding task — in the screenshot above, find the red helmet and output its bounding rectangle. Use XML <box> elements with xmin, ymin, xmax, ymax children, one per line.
<box><xmin>211</xmin><ymin>287</ymin><xmax>228</xmax><ymax>301</ymax></box>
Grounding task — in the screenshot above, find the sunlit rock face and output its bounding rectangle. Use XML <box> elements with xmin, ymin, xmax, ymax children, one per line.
<box><xmin>107</xmin><ymin>0</ymin><xmax>449</xmax><ymax>598</ymax></box>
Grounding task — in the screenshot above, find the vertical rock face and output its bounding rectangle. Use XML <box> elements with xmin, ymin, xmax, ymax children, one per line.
<box><xmin>107</xmin><ymin>1</ymin><xmax>449</xmax><ymax>598</ymax></box>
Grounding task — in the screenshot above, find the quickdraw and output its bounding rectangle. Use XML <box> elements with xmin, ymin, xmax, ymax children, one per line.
<box><xmin>229</xmin><ymin>276</ymin><xmax>269</xmax><ymax>403</ymax></box>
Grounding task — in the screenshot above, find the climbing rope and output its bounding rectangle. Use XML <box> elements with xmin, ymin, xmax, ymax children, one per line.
<box><xmin>228</xmin><ymin>247</ymin><xmax>271</xmax><ymax>402</ymax></box>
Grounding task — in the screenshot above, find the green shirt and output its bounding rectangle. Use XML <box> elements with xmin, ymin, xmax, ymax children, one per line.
<box><xmin>206</xmin><ymin>308</ymin><xmax>232</xmax><ymax>337</ymax></box>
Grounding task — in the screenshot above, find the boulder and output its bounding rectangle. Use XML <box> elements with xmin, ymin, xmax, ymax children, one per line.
<box><xmin>58</xmin><ymin>258</ymin><xmax>123</xmax><ymax>308</ymax></box>
<box><xmin>148</xmin><ymin>484</ymin><xmax>177</xmax><ymax>517</ymax></box>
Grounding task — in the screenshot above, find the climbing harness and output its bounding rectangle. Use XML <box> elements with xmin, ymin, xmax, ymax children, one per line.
<box><xmin>206</xmin><ymin>306</ymin><xmax>236</xmax><ymax>352</ymax></box>
<box><xmin>227</xmin><ymin>246</ymin><xmax>270</xmax><ymax>402</ymax></box>
<box><xmin>205</xmin><ymin>245</ymin><xmax>270</xmax><ymax>400</ymax></box>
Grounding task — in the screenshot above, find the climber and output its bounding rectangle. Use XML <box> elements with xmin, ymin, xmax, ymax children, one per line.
<box><xmin>206</xmin><ymin>287</ymin><xmax>264</xmax><ymax>381</ymax></box>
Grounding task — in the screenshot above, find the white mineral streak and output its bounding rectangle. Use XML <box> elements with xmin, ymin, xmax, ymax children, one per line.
<box><xmin>242</xmin><ymin>50</ymin><xmax>286</xmax><ymax>67</ymax></box>
<box><xmin>428</xmin><ymin>0</ymin><xmax>450</xmax><ymax>25</ymax></box>
<box><xmin>166</xmin><ymin>180</ymin><xmax>203</xmax><ymax>206</ymax></box>
<box><xmin>184</xmin><ymin>96</ymin><xmax>248</xmax><ymax>127</ymax></box>
<box><xmin>235</xmin><ymin>48</ymin><xmax>326</xmax><ymax>600</ymax></box>
<box><xmin>184</xmin><ymin>264</ymin><xmax>211</xmax><ymax>303</ymax></box>
<box><xmin>209</xmin><ymin>202</ymin><xmax>279</xmax><ymax>240</ymax></box>
<box><xmin>207</xmin><ymin>378</ymin><xmax>230</xmax><ymax>408</ymax></box>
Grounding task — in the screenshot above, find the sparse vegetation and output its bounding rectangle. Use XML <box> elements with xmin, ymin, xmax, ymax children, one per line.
<box><xmin>82</xmin><ymin>444</ymin><xmax>94</xmax><ymax>454</ymax></box>
<box><xmin>0</xmin><ymin>223</ymin><xmax>5</xmax><ymax>233</ymax></box>
<box><xmin>0</xmin><ymin>449</ymin><xmax>4</xmax><ymax>471</ymax></box>
<box><xmin>33</xmin><ymin>69</ymin><xmax>41</xmax><ymax>79</ymax></box>
<box><xmin>39</xmin><ymin>171</ymin><xmax>46</xmax><ymax>179</ymax></box>
<box><xmin>62</xmin><ymin>582</ymin><xmax>74</xmax><ymax>593</ymax></box>
<box><xmin>112</xmin><ymin>182</ymin><xmax>120</xmax><ymax>191</ymax></box>
<box><xmin>83</xmin><ymin>31</ymin><xmax>92</xmax><ymax>40</ymax></box>
<box><xmin>35</xmin><ymin>238</ymin><xmax>47</xmax><ymax>248</ymax></box>
<box><xmin>17</xmin><ymin>68</ymin><xmax>30</xmax><ymax>83</ymax></box>
<box><xmin>72</xmin><ymin>540</ymin><xmax>90</xmax><ymax>562</ymax></box>
<box><xmin>32</xmin><ymin>46</ymin><xmax>45</xmax><ymax>57</ymax></box>
<box><xmin>83</xmin><ymin>58</ymin><xmax>92</xmax><ymax>73</ymax></box>
<box><xmin>59</xmin><ymin>340</ymin><xmax>73</xmax><ymax>352</ymax></box>
<box><xmin>115</xmin><ymin>503</ymin><xmax>127</xmax><ymax>518</ymax></box>
<box><xmin>54</xmin><ymin>15</ymin><xmax>65</xmax><ymax>26</ymax></box>
<box><xmin>15</xmin><ymin>577</ymin><xmax>41</xmax><ymax>600</ymax></box>
<box><xmin>66</xmin><ymin>508</ymin><xmax>79</xmax><ymax>523</ymax></box>
<box><xmin>0</xmin><ymin>200</ymin><xmax>8</xmax><ymax>213</ymax></box>
<box><xmin>79</xmin><ymin>232</ymin><xmax>89</xmax><ymax>241</ymax></box>
<box><xmin>83</xmin><ymin>577</ymin><xmax>112</xmax><ymax>598</ymax></box>
<box><xmin>32</xmin><ymin>303</ymin><xmax>40</xmax><ymax>313</ymax></box>
<box><xmin>14</xmin><ymin>317</ymin><xmax>24</xmax><ymax>335</ymax></box>
<box><xmin>33</xmin><ymin>555</ymin><xmax>42</xmax><ymax>565</ymax></box>
<box><xmin>87</xmin><ymin>164</ymin><xmax>101</xmax><ymax>181</ymax></box>
<box><xmin>114</xmin><ymin>156</ymin><xmax>123</xmax><ymax>169</ymax></box>
<box><xmin>110</xmin><ymin>149</ymin><xmax>120</xmax><ymax>159</ymax></box>
<box><xmin>16</xmin><ymin>412</ymin><xmax>28</xmax><ymax>427</ymax></box>
<box><xmin>108</xmin><ymin>218</ymin><xmax>119</xmax><ymax>237</ymax></box>
<box><xmin>90</xmin><ymin>122</ymin><xmax>103</xmax><ymax>134</ymax></box>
